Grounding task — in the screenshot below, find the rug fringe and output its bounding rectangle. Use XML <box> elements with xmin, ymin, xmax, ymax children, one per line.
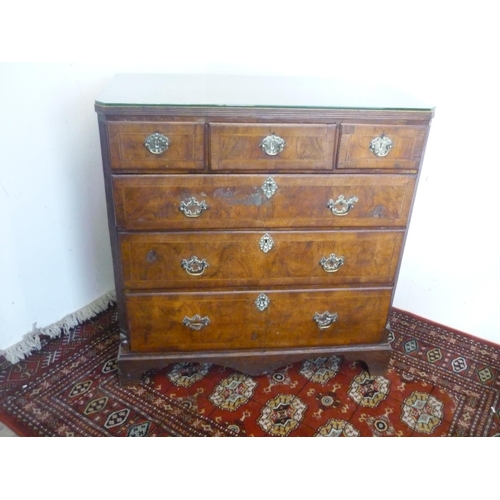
<box><xmin>0</xmin><ymin>290</ymin><xmax>116</xmax><ymax>365</ymax></box>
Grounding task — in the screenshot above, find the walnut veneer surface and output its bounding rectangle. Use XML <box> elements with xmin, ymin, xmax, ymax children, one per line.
<box><xmin>95</xmin><ymin>74</ymin><xmax>434</xmax><ymax>384</ymax></box>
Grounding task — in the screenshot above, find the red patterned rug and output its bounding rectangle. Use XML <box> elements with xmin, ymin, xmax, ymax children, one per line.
<box><xmin>1</xmin><ymin>306</ymin><xmax>499</xmax><ymax>436</ymax></box>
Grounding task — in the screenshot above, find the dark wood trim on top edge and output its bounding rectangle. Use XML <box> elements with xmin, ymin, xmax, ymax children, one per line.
<box><xmin>94</xmin><ymin>104</ymin><xmax>435</xmax><ymax>123</ymax></box>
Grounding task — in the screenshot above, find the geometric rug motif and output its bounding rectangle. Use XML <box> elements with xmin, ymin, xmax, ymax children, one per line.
<box><xmin>315</xmin><ymin>418</ymin><xmax>360</xmax><ymax>437</ymax></box>
<box><xmin>257</xmin><ymin>394</ymin><xmax>307</xmax><ymax>436</ymax></box>
<box><xmin>400</xmin><ymin>391</ymin><xmax>444</xmax><ymax>434</ymax></box>
<box><xmin>348</xmin><ymin>372</ymin><xmax>390</xmax><ymax>408</ymax></box>
<box><xmin>362</xmin><ymin>413</ymin><xmax>401</xmax><ymax>437</ymax></box>
<box><xmin>167</xmin><ymin>363</ymin><xmax>211</xmax><ymax>388</ymax></box>
<box><xmin>209</xmin><ymin>373</ymin><xmax>258</xmax><ymax>412</ymax></box>
<box><xmin>1</xmin><ymin>306</ymin><xmax>500</xmax><ymax>436</ymax></box>
<box><xmin>299</xmin><ymin>356</ymin><xmax>342</xmax><ymax>384</ymax></box>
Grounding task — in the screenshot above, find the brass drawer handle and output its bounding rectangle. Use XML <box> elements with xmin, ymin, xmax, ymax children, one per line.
<box><xmin>181</xmin><ymin>256</ymin><xmax>209</xmax><ymax>276</ymax></box>
<box><xmin>182</xmin><ymin>315</ymin><xmax>210</xmax><ymax>330</ymax></box>
<box><xmin>260</xmin><ymin>133</ymin><xmax>286</xmax><ymax>156</ymax></box>
<box><xmin>327</xmin><ymin>195</ymin><xmax>358</xmax><ymax>216</ymax></box>
<box><xmin>144</xmin><ymin>132</ymin><xmax>170</xmax><ymax>154</ymax></box>
<box><xmin>313</xmin><ymin>311</ymin><xmax>338</xmax><ymax>330</ymax></box>
<box><xmin>319</xmin><ymin>253</ymin><xmax>345</xmax><ymax>273</ymax></box>
<box><xmin>369</xmin><ymin>134</ymin><xmax>393</xmax><ymax>157</ymax></box>
<box><xmin>179</xmin><ymin>197</ymin><xmax>208</xmax><ymax>218</ymax></box>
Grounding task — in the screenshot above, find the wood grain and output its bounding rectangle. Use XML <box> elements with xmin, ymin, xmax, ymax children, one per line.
<box><xmin>337</xmin><ymin>123</ymin><xmax>428</xmax><ymax>170</ymax></box>
<box><xmin>210</xmin><ymin>123</ymin><xmax>337</xmax><ymax>170</ymax></box>
<box><xmin>95</xmin><ymin>86</ymin><xmax>433</xmax><ymax>382</ymax></box>
<box><xmin>125</xmin><ymin>288</ymin><xmax>393</xmax><ymax>352</ymax></box>
<box><xmin>120</xmin><ymin>229</ymin><xmax>404</xmax><ymax>289</ymax></box>
<box><xmin>112</xmin><ymin>174</ymin><xmax>416</xmax><ymax>230</ymax></box>
<box><xmin>108</xmin><ymin>121</ymin><xmax>205</xmax><ymax>171</ymax></box>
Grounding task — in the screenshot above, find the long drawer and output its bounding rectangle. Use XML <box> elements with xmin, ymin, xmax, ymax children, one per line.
<box><xmin>113</xmin><ymin>174</ymin><xmax>416</xmax><ymax>230</ymax></box>
<box><xmin>126</xmin><ymin>288</ymin><xmax>393</xmax><ymax>352</ymax></box>
<box><xmin>120</xmin><ymin>230</ymin><xmax>404</xmax><ymax>290</ymax></box>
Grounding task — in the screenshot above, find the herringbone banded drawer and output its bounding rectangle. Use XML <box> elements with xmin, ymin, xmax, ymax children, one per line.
<box><xmin>125</xmin><ymin>287</ymin><xmax>393</xmax><ymax>352</ymax></box>
<box><xmin>338</xmin><ymin>123</ymin><xmax>428</xmax><ymax>171</ymax></box>
<box><xmin>209</xmin><ymin>123</ymin><xmax>337</xmax><ymax>171</ymax></box>
<box><xmin>107</xmin><ymin>121</ymin><xmax>205</xmax><ymax>172</ymax></box>
<box><xmin>119</xmin><ymin>229</ymin><xmax>404</xmax><ymax>290</ymax></box>
<box><xmin>112</xmin><ymin>174</ymin><xmax>416</xmax><ymax>231</ymax></box>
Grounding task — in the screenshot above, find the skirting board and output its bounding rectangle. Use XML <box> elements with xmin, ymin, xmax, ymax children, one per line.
<box><xmin>0</xmin><ymin>290</ymin><xmax>116</xmax><ymax>365</ymax></box>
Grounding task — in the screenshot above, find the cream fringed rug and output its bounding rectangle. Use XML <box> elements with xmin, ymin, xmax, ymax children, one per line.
<box><xmin>0</xmin><ymin>290</ymin><xmax>116</xmax><ymax>364</ymax></box>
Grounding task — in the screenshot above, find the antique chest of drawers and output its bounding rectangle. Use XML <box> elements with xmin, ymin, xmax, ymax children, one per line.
<box><xmin>95</xmin><ymin>74</ymin><xmax>434</xmax><ymax>384</ymax></box>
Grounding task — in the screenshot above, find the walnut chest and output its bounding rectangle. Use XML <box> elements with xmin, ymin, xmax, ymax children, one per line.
<box><xmin>95</xmin><ymin>74</ymin><xmax>434</xmax><ymax>384</ymax></box>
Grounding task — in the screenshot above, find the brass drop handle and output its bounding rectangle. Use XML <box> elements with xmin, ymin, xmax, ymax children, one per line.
<box><xmin>327</xmin><ymin>195</ymin><xmax>358</xmax><ymax>216</ymax></box>
<box><xmin>369</xmin><ymin>134</ymin><xmax>393</xmax><ymax>157</ymax></box>
<box><xmin>313</xmin><ymin>311</ymin><xmax>338</xmax><ymax>330</ymax></box>
<box><xmin>260</xmin><ymin>133</ymin><xmax>286</xmax><ymax>156</ymax></box>
<box><xmin>319</xmin><ymin>253</ymin><xmax>345</xmax><ymax>273</ymax></box>
<box><xmin>179</xmin><ymin>197</ymin><xmax>208</xmax><ymax>218</ymax></box>
<box><xmin>181</xmin><ymin>256</ymin><xmax>209</xmax><ymax>276</ymax></box>
<box><xmin>182</xmin><ymin>315</ymin><xmax>210</xmax><ymax>330</ymax></box>
<box><xmin>144</xmin><ymin>132</ymin><xmax>170</xmax><ymax>154</ymax></box>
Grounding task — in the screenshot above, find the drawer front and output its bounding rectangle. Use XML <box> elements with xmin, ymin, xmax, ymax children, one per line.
<box><xmin>126</xmin><ymin>288</ymin><xmax>392</xmax><ymax>352</ymax></box>
<box><xmin>120</xmin><ymin>230</ymin><xmax>404</xmax><ymax>290</ymax></box>
<box><xmin>113</xmin><ymin>174</ymin><xmax>416</xmax><ymax>230</ymax></box>
<box><xmin>210</xmin><ymin>123</ymin><xmax>337</xmax><ymax>171</ymax></box>
<box><xmin>107</xmin><ymin>121</ymin><xmax>205</xmax><ymax>171</ymax></box>
<box><xmin>337</xmin><ymin>124</ymin><xmax>427</xmax><ymax>170</ymax></box>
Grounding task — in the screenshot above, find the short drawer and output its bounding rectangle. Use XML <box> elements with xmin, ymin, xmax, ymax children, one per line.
<box><xmin>209</xmin><ymin>123</ymin><xmax>337</xmax><ymax>171</ymax></box>
<box><xmin>112</xmin><ymin>174</ymin><xmax>416</xmax><ymax>230</ymax></box>
<box><xmin>120</xmin><ymin>230</ymin><xmax>404</xmax><ymax>290</ymax></box>
<box><xmin>337</xmin><ymin>123</ymin><xmax>428</xmax><ymax>170</ymax></box>
<box><xmin>107</xmin><ymin>121</ymin><xmax>205</xmax><ymax>171</ymax></box>
<box><xmin>126</xmin><ymin>287</ymin><xmax>392</xmax><ymax>352</ymax></box>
